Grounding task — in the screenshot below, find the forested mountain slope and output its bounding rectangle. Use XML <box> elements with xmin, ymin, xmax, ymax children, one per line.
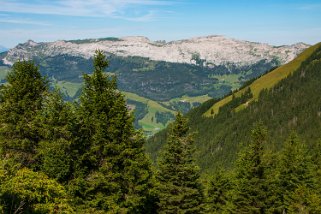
<box><xmin>146</xmin><ymin>42</ymin><xmax>321</xmax><ymax>173</ymax></box>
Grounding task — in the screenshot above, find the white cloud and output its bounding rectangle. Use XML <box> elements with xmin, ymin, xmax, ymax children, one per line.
<box><xmin>0</xmin><ymin>18</ymin><xmax>50</xmax><ymax>26</ymax></box>
<box><xmin>0</xmin><ymin>0</ymin><xmax>175</xmax><ymax>21</ymax></box>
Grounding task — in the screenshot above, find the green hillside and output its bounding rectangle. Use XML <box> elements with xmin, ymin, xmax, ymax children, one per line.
<box><xmin>2</xmin><ymin>45</ymin><xmax>321</xmax><ymax>214</ymax></box>
<box><xmin>204</xmin><ymin>43</ymin><xmax>321</xmax><ymax>116</ymax></box>
<box><xmin>147</xmin><ymin>42</ymin><xmax>321</xmax><ymax>173</ymax></box>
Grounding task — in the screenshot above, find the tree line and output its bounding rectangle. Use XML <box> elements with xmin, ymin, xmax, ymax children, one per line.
<box><xmin>1</xmin><ymin>50</ymin><xmax>321</xmax><ymax>213</ymax></box>
<box><xmin>0</xmin><ymin>50</ymin><xmax>204</xmax><ymax>213</ymax></box>
<box><xmin>147</xmin><ymin>43</ymin><xmax>321</xmax><ymax>174</ymax></box>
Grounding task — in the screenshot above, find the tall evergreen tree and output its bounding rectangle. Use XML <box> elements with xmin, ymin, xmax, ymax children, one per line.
<box><xmin>270</xmin><ymin>133</ymin><xmax>316</xmax><ymax>213</ymax></box>
<box><xmin>72</xmin><ymin>50</ymin><xmax>153</xmax><ymax>213</ymax></box>
<box><xmin>207</xmin><ymin>168</ymin><xmax>234</xmax><ymax>213</ymax></box>
<box><xmin>232</xmin><ymin>123</ymin><xmax>269</xmax><ymax>214</ymax></box>
<box><xmin>156</xmin><ymin>113</ymin><xmax>204</xmax><ymax>214</ymax></box>
<box><xmin>36</xmin><ymin>89</ymin><xmax>76</xmax><ymax>182</ymax></box>
<box><xmin>311</xmin><ymin>139</ymin><xmax>321</xmax><ymax>194</ymax></box>
<box><xmin>0</xmin><ymin>61</ymin><xmax>47</xmax><ymax>166</ymax></box>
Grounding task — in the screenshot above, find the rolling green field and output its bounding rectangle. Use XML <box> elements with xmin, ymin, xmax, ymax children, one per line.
<box><xmin>124</xmin><ymin>92</ymin><xmax>212</xmax><ymax>135</ymax></box>
<box><xmin>161</xmin><ymin>94</ymin><xmax>212</xmax><ymax>105</ymax></box>
<box><xmin>56</xmin><ymin>81</ymin><xmax>82</xmax><ymax>98</ymax></box>
<box><xmin>204</xmin><ymin>43</ymin><xmax>321</xmax><ymax>117</ymax></box>
<box><xmin>45</xmin><ymin>81</ymin><xmax>210</xmax><ymax>135</ymax></box>
<box><xmin>123</xmin><ymin>91</ymin><xmax>175</xmax><ymax>134</ymax></box>
<box><xmin>50</xmin><ymin>79</ymin><xmax>214</xmax><ymax>135</ymax></box>
<box><xmin>210</xmin><ymin>73</ymin><xmax>242</xmax><ymax>91</ymax></box>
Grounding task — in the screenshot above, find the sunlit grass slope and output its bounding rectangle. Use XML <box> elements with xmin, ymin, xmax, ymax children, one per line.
<box><xmin>204</xmin><ymin>43</ymin><xmax>321</xmax><ymax>117</ymax></box>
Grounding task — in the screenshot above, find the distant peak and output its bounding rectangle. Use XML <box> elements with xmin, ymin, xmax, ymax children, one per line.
<box><xmin>24</xmin><ymin>39</ymin><xmax>38</xmax><ymax>47</ymax></box>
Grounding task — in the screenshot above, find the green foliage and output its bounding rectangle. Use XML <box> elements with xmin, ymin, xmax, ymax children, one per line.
<box><xmin>167</xmin><ymin>101</ymin><xmax>193</xmax><ymax>114</ymax></box>
<box><xmin>147</xmin><ymin>43</ymin><xmax>321</xmax><ymax>173</ymax></box>
<box><xmin>207</xmin><ymin>169</ymin><xmax>234</xmax><ymax>213</ymax></box>
<box><xmin>269</xmin><ymin>133</ymin><xmax>317</xmax><ymax>213</ymax></box>
<box><xmin>127</xmin><ymin>99</ymin><xmax>148</xmax><ymax>129</ymax></box>
<box><xmin>7</xmin><ymin>49</ymin><xmax>279</xmax><ymax>136</ymax></box>
<box><xmin>205</xmin><ymin>44</ymin><xmax>320</xmax><ymax>117</ymax></box>
<box><xmin>0</xmin><ymin>61</ymin><xmax>48</xmax><ymax>166</ymax></box>
<box><xmin>231</xmin><ymin>124</ymin><xmax>269</xmax><ymax>213</ymax></box>
<box><xmin>26</xmin><ymin>51</ymin><xmax>279</xmax><ymax>101</ymax></box>
<box><xmin>155</xmin><ymin>111</ymin><xmax>175</xmax><ymax>126</ymax></box>
<box><xmin>72</xmin><ymin>50</ymin><xmax>154</xmax><ymax>212</ymax></box>
<box><xmin>286</xmin><ymin>185</ymin><xmax>321</xmax><ymax>213</ymax></box>
<box><xmin>36</xmin><ymin>89</ymin><xmax>76</xmax><ymax>182</ymax></box>
<box><xmin>218</xmin><ymin>87</ymin><xmax>253</xmax><ymax>114</ymax></box>
<box><xmin>0</xmin><ymin>51</ymin><xmax>158</xmax><ymax>213</ymax></box>
<box><xmin>156</xmin><ymin>113</ymin><xmax>205</xmax><ymax>213</ymax></box>
<box><xmin>0</xmin><ymin>162</ymin><xmax>73</xmax><ymax>214</ymax></box>
<box><xmin>206</xmin><ymin>129</ymin><xmax>321</xmax><ymax>214</ymax></box>
<box><xmin>0</xmin><ymin>41</ymin><xmax>320</xmax><ymax>213</ymax></box>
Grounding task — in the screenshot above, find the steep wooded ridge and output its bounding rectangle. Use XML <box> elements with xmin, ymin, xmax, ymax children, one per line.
<box><xmin>0</xmin><ymin>36</ymin><xmax>309</xmax><ymax>134</ymax></box>
<box><xmin>146</xmin><ymin>42</ymin><xmax>321</xmax><ymax>173</ymax></box>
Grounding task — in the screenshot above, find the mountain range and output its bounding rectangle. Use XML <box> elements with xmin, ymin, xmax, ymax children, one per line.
<box><xmin>147</xmin><ymin>42</ymin><xmax>321</xmax><ymax>172</ymax></box>
<box><xmin>3</xmin><ymin>36</ymin><xmax>308</xmax><ymax>66</ymax></box>
<box><xmin>0</xmin><ymin>36</ymin><xmax>309</xmax><ymax>134</ymax></box>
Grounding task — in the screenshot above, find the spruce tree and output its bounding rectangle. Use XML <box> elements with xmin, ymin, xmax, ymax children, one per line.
<box><xmin>232</xmin><ymin>123</ymin><xmax>269</xmax><ymax>214</ymax></box>
<box><xmin>270</xmin><ymin>133</ymin><xmax>316</xmax><ymax>213</ymax></box>
<box><xmin>207</xmin><ymin>168</ymin><xmax>234</xmax><ymax>213</ymax></box>
<box><xmin>36</xmin><ymin>89</ymin><xmax>76</xmax><ymax>182</ymax></box>
<box><xmin>156</xmin><ymin>113</ymin><xmax>204</xmax><ymax>214</ymax></box>
<box><xmin>312</xmin><ymin>140</ymin><xmax>321</xmax><ymax>195</ymax></box>
<box><xmin>0</xmin><ymin>61</ymin><xmax>47</xmax><ymax>166</ymax></box>
<box><xmin>73</xmin><ymin>50</ymin><xmax>153</xmax><ymax>212</ymax></box>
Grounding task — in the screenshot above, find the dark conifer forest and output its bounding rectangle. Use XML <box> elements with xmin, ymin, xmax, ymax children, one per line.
<box><xmin>1</xmin><ymin>44</ymin><xmax>321</xmax><ymax>213</ymax></box>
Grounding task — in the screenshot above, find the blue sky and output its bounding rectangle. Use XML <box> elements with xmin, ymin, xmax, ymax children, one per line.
<box><xmin>0</xmin><ymin>0</ymin><xmax>320</xmax><ymax>48</ymax></box>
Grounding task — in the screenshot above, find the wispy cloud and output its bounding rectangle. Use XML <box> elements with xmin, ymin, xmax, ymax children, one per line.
<box><xmin>0</xmin><ymin>25</ymin><xmax>145</xmax><ymax>47</ymax></box>
<box><xmin>0</xmin><ymin>0</ymin><xmax>175</xmax><ymax>21</ymax></box>
<box><xmin>0</xmin><ymin>18</ymin><xmax>50</xmax><ymax>26</ymax></box>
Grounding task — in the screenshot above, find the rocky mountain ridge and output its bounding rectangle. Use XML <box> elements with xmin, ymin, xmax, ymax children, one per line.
<box><xmin>3</xmin><ymin>35</ymin><xmax>309</xmax><ymax>66</ymax></box>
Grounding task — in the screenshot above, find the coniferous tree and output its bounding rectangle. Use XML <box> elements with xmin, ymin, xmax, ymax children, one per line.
<box><xmin>0</xmin><ymin>61</ymin><xmax>47</xmax><ymax>166</ymax></box>
<box><xmin>72</xmin><ymin>50</ymin><xmax>154</xmax><ymax>213</ymax></box>
<box><xmin>207</xmin><ymin>168</ymin><xmax>234</xmax><ymax>213</ymax></box>
<box><xmin>156</xmin><ymin>113</ymin><xmax>204</xmax><ymax>214</ymax></box>
<box><xmin>312</xmin><ymin>140</ymin><xmax>321</xmax><ymax>194</ymax></box>
<box><xmin>270</xmin><ymin>133</ymin><xmax>317</xmax><ymax>213</ymax></box>
<box><xmin>36</xmin><ymin>89</ymin><xmax>76</xmax><ymax>182</ymax></box>
<box><xmin>232</xmin><ymin>123</ymin><xmax>269</xmax><ymax>213</ymax></box>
